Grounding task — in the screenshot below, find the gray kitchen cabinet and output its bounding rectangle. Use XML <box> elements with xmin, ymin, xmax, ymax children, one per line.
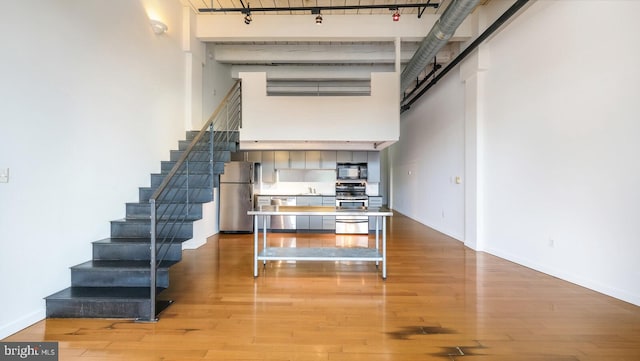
<box><xmin>336</xmin><ymin>151</ymin><xmax>351</xmax><ymax>163</ymax></box>
<box><xmin>261</xmin><ymin>151</ymin><xmax>276</xmax><ymax>183</ymax></box>
<box><xmin>322</xmin><ymin>196</ymin><xmax>336</xmax><ymax>230</ymax></box>
<box><xmin>352</xmin><ymin>151</ymin><xmax>367</xmax><ymax>163</ymax></box>
<box><xmin>320</xmin><ymin>151</ymin><xmax>337</xmax><ymax>169</ymax></box>
<box><xmin>296</xmin><ymin>196</ymin><xmax>323</xmax><ymax>230</ymax></box>
<box><xmin>337</xmin><ymin>151</ymin><xmax>367</xmax><ymax>163</ymax></box>
<box><xmin>367</xmin><ymin>151</ymin><xmax>381</xmax><ymax>183</ymax></box>
<box><xmin>255</xmin><ymin>195</ymin><xmax>271</xmax><ymax>229</ymax></box>
<box><xmin>305</xmin><ymin>151</ymin><xmax>321</xmax><ymax>169</ymax></box>
<box><xmin>290</xmin><ymin>151</ymin><xmax>306</xmax><ymax>169</ymax></box>
<box><xmin>275</xmin><ymin>151</ymin><xmax>289</xmax><ymax>169</ymax></box>
<box><xmin>368</xmin><ymin>196</ymin><xmax>383</xmax><ymax>230</ymax></box>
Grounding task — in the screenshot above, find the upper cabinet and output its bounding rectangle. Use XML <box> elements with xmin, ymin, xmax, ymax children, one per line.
<box><xmin>254</xmin><ymin>150</ymin><xmax>378</xmax><ymax>183</ymax></box>
<box><xmin>367</xmin><ymin>151</ymin><xmax>381</xmax><ymax>183</ymax></box>
<box><xmin>320</xmin><ymin>151</ymin><xmax>337</xmax><ymax>169</ymax></box>
<box><xmin>289</xmin><ymin>151</ymin><xmax>306</xmax><ymax>169</ymax></box>
<box><xmin>261</xmin><ymin>151</ymin><xmax>276</xmax><ymax>183</ymax></box>
<box><xmin>266</xmin><ymin>151</ymin><xmax>337</xmax><ymax>170</ymax></box>
<box><xmin>337</xmin><ymin>151</ymin><xmax>367</xmax><ymax>163</ymax></box>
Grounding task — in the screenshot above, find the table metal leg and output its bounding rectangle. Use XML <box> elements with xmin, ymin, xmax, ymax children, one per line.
<box><xmin>253</xmin><ymin>216</ymin><xmax>258</xmax><ymax>277</ymax></box>
<box><xmin>382</xmin><ymin>216</ymin><xmax>387</xmax><ymax>280</ymax></box>
<box><xmin>375</xmin><ymin>216</ymin><xmax>380</xmax><ymax>268</ymax></box>
<box><xmin>263</xmin><ymin>217</ymin><xmax>267</xmax><ymax>266</ymax></box>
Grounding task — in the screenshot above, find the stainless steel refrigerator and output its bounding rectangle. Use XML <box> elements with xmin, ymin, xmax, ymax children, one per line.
<box><xmin>219</xmin><ymin>162</ymin><xmax>254</xmax><ymax>232</ymax></box>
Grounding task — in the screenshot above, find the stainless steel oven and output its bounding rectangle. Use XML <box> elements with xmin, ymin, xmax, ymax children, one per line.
<box><xmin>335</xmin><ymin>181</ymin><xmax>369</xmax><ymax>234</ymax></box>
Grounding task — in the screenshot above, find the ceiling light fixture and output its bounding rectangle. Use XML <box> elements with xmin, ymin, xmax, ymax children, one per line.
<box><xmin>392</xmin><ymin>9</ymin><xmax>400</xmax><ymax>21</ymax></box>
<box><xmin>199</xmin><ymin>3</ymin><xmax>439</xmax><ymax>19</ymax></box>
<box><xmin>242</xmin><ymin>3</ymin><xmax>252</xmax><ymax>25</ymax></box>
<box><xmin>311</xmin><ymin>7</ymin><xmax>322</xmax><ymax>25</ymax></box>
<box><xmin>150</xmin><ymin>19</ymin><xmax>168</xmax><ymax>35</ymax></box>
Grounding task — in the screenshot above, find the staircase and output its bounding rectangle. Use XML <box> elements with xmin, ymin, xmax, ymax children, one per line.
<box><xmin>45</xmin><ymin>81</ymin><xmax>242</xmax><ymax>321</ymax></box>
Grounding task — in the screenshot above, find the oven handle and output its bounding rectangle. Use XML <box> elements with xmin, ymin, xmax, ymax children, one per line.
<box><xmin>335</xmin><ymin>219</ymin><xmax>369</xmax><ymax>224</ymax></box>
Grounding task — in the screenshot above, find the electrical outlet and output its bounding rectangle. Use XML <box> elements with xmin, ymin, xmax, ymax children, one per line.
<box><xmin>0</xmin><ymin>168</ymin><xmax>9</xmax><ymax>183</ymax></box>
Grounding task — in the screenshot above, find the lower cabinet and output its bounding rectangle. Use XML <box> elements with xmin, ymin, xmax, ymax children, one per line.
<box><xmin>296</xmin><ymin>196</ymin><xmax>323</xmax><ymax>231</ymax></box>
<box><xmin>369</xmin><ymin>196</ymin><xmax>383</xmax><ymax>231</ymax></box>
<box><xmin>322</xmin><ymin>196</ymin><xmax>336</xmax><ymax>231</ymax></box>
<box><xmin>254</xmin><ymin>195</ymin><xmax>336</xmax><ymax>232</ymax></box>
<box><xmin>255</xmin><ymin>195</ymin><xmax>271</xmax><ymax>229</ymax></box>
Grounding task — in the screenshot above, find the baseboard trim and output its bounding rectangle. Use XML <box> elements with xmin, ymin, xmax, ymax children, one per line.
<box><xmin>0</xmin><ymin>308</ymin><xmax>45</xmax><ymax>340</ymax></box>
<box><xmin>485</xmin><ymin>246</ymin><xmax>640</xmax><ymax>307</ymax></box>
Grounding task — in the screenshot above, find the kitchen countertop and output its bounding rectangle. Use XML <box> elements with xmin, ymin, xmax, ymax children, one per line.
<box><xmin>248</xmin><ymin>205</ymin><xmax>392</xmax><ymax>216</ymax></box>
<box><xmin>255</xmin><ymin>194</ymin><xmax>383</xmax><ymax>197</ymax></box>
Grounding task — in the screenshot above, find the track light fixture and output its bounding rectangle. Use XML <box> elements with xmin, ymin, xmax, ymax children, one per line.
<box><xmin>392</xmin><ymin>9</ymin><xmax>400</xmax><ymax>21</ymax></box>
<box><xmin>311</xmin><ymin>7</ymin><xmax>322</xmax><ymax>25</ymax></box>
<box><xmin>200</xmin><ymin>3</ymin><xmax>439</xmax><ymax>19</ymax></box>
<box><xmin>242</xmin><ymin>3</ymin><xmax>252</xmax><ymax>24</ymax></box>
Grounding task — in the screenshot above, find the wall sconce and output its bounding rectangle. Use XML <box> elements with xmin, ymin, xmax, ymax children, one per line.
<box><xmin>150</xmin><ymin>19</ymin><xmax>168</xmax><ymax>35</ymax></box>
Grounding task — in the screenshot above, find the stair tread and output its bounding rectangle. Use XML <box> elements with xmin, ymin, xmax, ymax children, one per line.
<box><xmin>93</xmin><ymin>237</ymin><xmax>188</xmax><ymax>244</ymax></box>
<box><xmin>71</xmin><ymin>260</ymin><xmax>177</xmax><ymax>270</ymax></box>
<box><xmin>46</xmin><ymin>287</ymin><xmax>164</xmax><ymax>301</ymax></box>
<box><xmin>111</xmin><ymin>218</ymin><xmax>195</xmax><ymax>223</ymax></box>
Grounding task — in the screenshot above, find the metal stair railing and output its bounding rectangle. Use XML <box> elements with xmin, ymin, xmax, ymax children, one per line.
<box><xmin>147</xmin><ymin>80</ymin><xmax>241</xmax><ymax>321</ymax></box>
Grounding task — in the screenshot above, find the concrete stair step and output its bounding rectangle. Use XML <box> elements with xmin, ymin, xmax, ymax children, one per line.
<box><xmin>45</xmin><ymin>287</ymin><xmax>171</xmax><ymax>319</ymax></box>
<box><xmin>92</xmin><ymin>237</ymin><xmax>185</xmax><ymax>262</ymax></box>
<box><xmin>70</xmin><ymin>260</ymin><xmax>176</xmax><ymax>288</ymax></box>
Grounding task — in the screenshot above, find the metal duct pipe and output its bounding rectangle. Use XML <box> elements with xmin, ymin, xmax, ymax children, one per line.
<box><xmin>400</xmin><ymin>0</ymin><xmax>480</xmax><ymax>93</ymax></box>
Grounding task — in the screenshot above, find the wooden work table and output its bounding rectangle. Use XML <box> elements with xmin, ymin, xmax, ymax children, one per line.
<box><xmin>248</xmin><ymin>205</ymin><xmax>393</xmax><ymax>279</ymax></box>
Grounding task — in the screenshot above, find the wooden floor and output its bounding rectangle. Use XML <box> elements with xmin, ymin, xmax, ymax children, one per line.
<box><xmin>5</xmin><ymin>213</ymin><xmax>640</xmax><ymax>360</ymax></box>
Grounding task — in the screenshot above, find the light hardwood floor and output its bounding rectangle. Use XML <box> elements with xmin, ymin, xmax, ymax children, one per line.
<box><xmin>5</xmin><ymin>213</ymin><xmax>640</xmax><ymax>360</ymax></box>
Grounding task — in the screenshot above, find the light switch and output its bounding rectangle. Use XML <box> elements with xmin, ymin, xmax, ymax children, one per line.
<box><xmin>455</xmin><ymin>176</ymin><xmax>462</xmax><ymax>184</ymax></box>
<box><xmin>0</xmin><ymin>168</ymin><xmax>9</xmax><ymax>183</ymax></box>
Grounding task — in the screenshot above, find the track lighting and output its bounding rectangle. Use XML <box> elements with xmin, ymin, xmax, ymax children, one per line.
<box><xmin>311</xmin><ymin>7</ymin><xmax>322</xmax><ymax>25</ymax></box>
<box><xmin>244</xmin><ymin>13</ymin><xmax>252</xmax><ymax>24</ymax></box>
<box><xmin>392</xmin><ymin>9</ymin><xmax>400</xmax><ymax>21</ymax></box>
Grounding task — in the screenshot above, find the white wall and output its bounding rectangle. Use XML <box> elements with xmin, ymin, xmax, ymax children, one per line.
<box><xmin>0</xmin><ymin>0</ymin><xmax>188</xmax><ymax>338</ymax></box>
<box><xmin>481</xmin><ymin>0</ymin><xmax>640</xmax><ymax>305</ymax></box>
<box><xmin>239</xmin><ymin>72</ymin><xmax>400</xmax><ymax>147</ymax></box>
<box><xmin>390</xmin><ymin>0</ymin><xmax>640</xmax><ymax>306</ymax></box>
<box><xmin>202</xmin><ymin>43</ymin><xmax>235</xmax><ymax>120</ymax></box>
<box><xmin>389</xmin><ymin>73</ymin><xmax>466</xmax><ymax>240</ymax></box>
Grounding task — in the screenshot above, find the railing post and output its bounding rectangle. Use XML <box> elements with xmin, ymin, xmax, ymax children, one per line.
<box><xmin>185</xmin><ymin>160</ymin><xmax>190</xmax><ymax>211</ymax></box>
<box><xmin>209</xmin><ymin>123</ymin><xmax>214</xmax><ymax>189</ymax></box>
<box><xmin>149</xmin><ymin>199</ymin><xmax>157</xmax><ymax>322</ymax></box>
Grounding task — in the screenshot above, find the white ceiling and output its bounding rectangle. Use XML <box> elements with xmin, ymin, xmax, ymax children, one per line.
<box><xmin>184</xmin><ymin>0</ymin><xmax>487</xmax><ymax>94</ymax></box>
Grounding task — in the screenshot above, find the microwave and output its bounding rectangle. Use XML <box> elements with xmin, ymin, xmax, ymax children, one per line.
<box><xmin>337</xmin><ymin>163</ymin><xmax>368</xmax><ymax>180</ymax></box>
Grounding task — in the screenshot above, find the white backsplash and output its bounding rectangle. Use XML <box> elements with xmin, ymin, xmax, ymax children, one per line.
<box><xmin>257</xmin><ymin>181</ymin><xmax>335</xmax><ymax>196</ymax></box>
